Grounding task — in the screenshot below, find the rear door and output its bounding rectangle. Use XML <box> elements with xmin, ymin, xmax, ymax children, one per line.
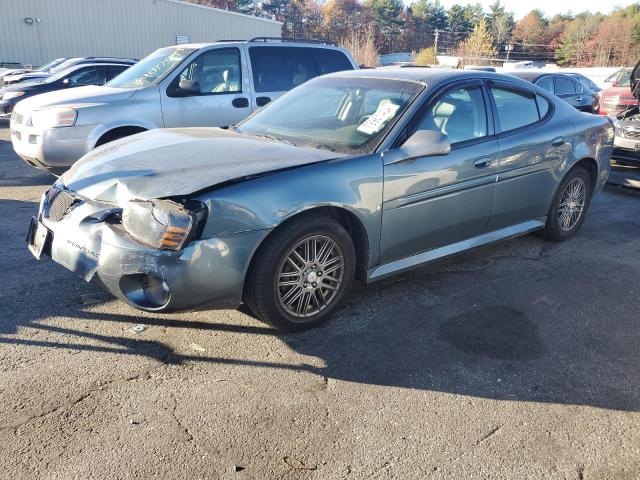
<box><xmin>486</xmin><ymin>80</ymin><xmax>572</xmax><ymax>230</ymax></box>
<box><xmin>160</xmin><ymin>47</ymin><xmax>251</xmax><ymax>128</ymax></box>
<box><xmin>246</xmin><ymin>46</ymin><xmax>354</xmax><ymax>110</ymax></box>
<box><xmin>247</xmin><ymin>46</ymin><xmax>318</xmax><ymax>110</ymax></box>
<box><xmin>554</xmin><ymin>75</ymin><xmax>589</xmax><ymax>111</ymax></box>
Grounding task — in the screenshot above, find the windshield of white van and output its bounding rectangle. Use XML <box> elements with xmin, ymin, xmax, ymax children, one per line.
<box><xmin>107</xmin><ymin>47</ymin><xmax>195</xmax><ymax>88</ymax></box>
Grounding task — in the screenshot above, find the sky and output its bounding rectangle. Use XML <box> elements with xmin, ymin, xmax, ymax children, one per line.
<box><xmin>433</xmin><ymin>0</ymin><xmax>639</xmax><ymax>20</ymax></box>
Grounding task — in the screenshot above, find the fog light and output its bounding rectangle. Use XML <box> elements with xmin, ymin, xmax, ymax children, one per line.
<box><xmin>142</xmin><ymin>275</ymin><xmax>170</xmax><ymax>307</ymax></box>
<box><xmin>120</xmin><ymin>274</ymin><xmax>171</xmax><ymax>309</ymax></box>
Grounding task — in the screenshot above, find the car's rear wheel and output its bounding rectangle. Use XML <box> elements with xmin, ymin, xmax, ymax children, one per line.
<box><xmin>244</xmin><ymin>214</ymin><xmax>356</xmax><ymax>331</ymax></box>
<box><xmin>541</xmin><ymin>166</ymin><xmax>592</xmax><ymax>241</ymax></box>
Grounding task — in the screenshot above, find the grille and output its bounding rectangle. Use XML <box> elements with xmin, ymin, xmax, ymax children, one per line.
<box><xmin>623</xmin><ymin>127</ymin><xmax>640</xmax><ymax>140</ymax></box>
<box><xmin>46</xmin><ymin>189</ymin><xmax>76</xmax><ymax>222</ymax></box>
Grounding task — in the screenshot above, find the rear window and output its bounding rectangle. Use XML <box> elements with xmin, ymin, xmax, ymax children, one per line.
<box><xmin>490</xmin><ymin>87</ymin><xmax>540</xmax><ymax>132</ymax></box>
<box><xmin>555</xmin><ymin>76</ymin><xmax>577</xmax><ymax>95</ymax></box>
<box><xmin>534</xmin><ymin>76</ymin><xmax>553</xmax><ymax>93</ymax></box>
<box><xmin>311</xmin><ymin>49</ymin><xmax>353</xmax><ymax>75</ymax></box>
<box><xmin>249</xmin><ymin>46</ymin><xmax>352</xmax><ymax>93</ymax></box>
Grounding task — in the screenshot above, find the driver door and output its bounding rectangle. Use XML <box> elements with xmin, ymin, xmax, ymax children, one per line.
<box><xmin>380</xmin><ymin>80</ymin><xmax>498</xmax><ymax>263</ymax></box>
<box><xmin>161</xmin><ymin>47</ymin><xmax>251</xmax><ymax>127</ymax></box>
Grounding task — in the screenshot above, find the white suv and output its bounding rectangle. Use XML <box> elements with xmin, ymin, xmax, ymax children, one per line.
<box><xmin>11</xmin><ymin>38</ymin><xmax>357</xmax><ymax>173</ymax></box>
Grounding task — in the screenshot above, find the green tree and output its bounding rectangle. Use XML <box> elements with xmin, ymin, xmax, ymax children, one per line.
<box><xmin>486</xmin><ymin>1</ymin><xmax>514</xmax><ymax>49</ymax></box>
<box><xmin>411</xmin><ymin>0</ymin><xmax>448</xmax><ymax>30</ymax></box>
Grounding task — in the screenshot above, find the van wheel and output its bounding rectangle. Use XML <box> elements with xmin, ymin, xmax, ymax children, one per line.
<box><xmin>244</xmin><ymin>214</ymin><xmax>355</xmax><ymax>332</ymax></box>
<box><xmin>541</xmin><ymin>166</ymin><xmax>592</xmax><ymax>241</ymax></box>
<box><xmin>95</xmin><ymin>127</ymin><xmax>146</xmax><ymax>147</ymax></box>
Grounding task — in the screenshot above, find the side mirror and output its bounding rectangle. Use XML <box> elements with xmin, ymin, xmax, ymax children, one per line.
<box><xmin>399</xmin><ymin>130</ymin><xmax>451</xmax><ymax>159</ymax></box>
<box><xmin>62</xmin><ymin>78</ymin><xmax>70</xmax><ymax>86</ymax></box>
<box><xmin>177</xmin><ymin>79</ymin><xmax>200</xmax><ymax>96</ymax></box>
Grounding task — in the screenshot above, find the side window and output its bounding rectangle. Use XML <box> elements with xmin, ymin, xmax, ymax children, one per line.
<box><xmin>555</xmin><ymin>76</ymin><xmax>576</xmax><ymax>95</ymax></box>
<box><xmin>311</xmin><ymin>49</ymin><xmax>353</xmax><ymax>75</ymax></box>
<box><xmin>175</xmin><ymin>48</ymin><xmax>241</xmax><ymax>95</ymax></box>
<box><xmin>534</xmin><ymin>76</ymin><xmax>553</xmax><ymax>93</ymax></box>
<box><xmin>536</xmin><ymin>95</ymin><xmax>550</xmax><ymax>118</ymax></box>
<box><xmin>68</xmin><ymin>67</ymin><xmax>97</xmax><ymax>86</ymax></box>
<box><xmin>415</xmin><ymin>85</ymin><xmax>488</xmax><ymax>145</ymax></box>
<box><xmin>249</xmin><ymin>46</ymin><xmax>319</xmax><ymax>93</ymax></box>
<box><xmin>107</xmin><ymin>65</ymin><xmax>129</xmax><ymax>82</ymax></box>
<box><xmin>490</xmin><ymin>87</ymin><xmax>540</xmax><ymax>132</ymax></box>
<box><xmin>95</xmin><ymin>66</ymin><xmax>108</xmax><ymax>85</ymax></box>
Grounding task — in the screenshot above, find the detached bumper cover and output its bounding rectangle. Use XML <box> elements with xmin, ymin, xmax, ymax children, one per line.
<box><xmin>37</xmin><ymin>192</ymin><xmax>269</xmax><ymax>310</ymax></box>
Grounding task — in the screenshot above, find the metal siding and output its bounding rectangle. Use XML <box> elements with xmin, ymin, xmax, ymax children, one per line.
<box><xmin>0</xmin><ymin>0</ymin><xmax>281</xmax><ymax>65</ymax></box>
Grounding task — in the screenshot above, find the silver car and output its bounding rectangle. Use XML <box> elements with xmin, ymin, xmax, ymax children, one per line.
<box><xmin>27</xmin><ymin>68</ymin><xmax>613</xmax><ymax>331</ymax></box>
<box><xmin>10</xmin><ymin>40</ymin><xmax>356</xmax><ymax>173</ymax></box>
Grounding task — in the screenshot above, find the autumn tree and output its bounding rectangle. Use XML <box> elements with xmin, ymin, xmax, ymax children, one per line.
<box><xmin>555</xmin><ymin>13</ymin><xmax>602</xmax><ymax>65</ymax></box>
<box><xmin>457</xmin><ymin>18</ymin><xmax>497</xmax><ymax>65</ymax></box>
<box><xmin>511</xmin><ymin>10</ymin><xmax>546</xmax><ymax>51</ymax></box>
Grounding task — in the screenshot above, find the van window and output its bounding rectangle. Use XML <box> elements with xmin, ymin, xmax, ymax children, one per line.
<box><xmin>490</xmin><ymin>87</ymin><xmax>540</xmax><ymax>132</ymax></box>
<box><xmin>249</xmin><ymin>46</ymin><xmax>319</xmax><ymax>92</ymax></box>
<box><xmin>176</xmin><ymin>48</ymin><xmax>242</xmax><ymax>94</ymax></box>
<box><xmin>311</xmin><ymin>49</ymin><xmax>353</xmax><ymax>75</ymax></box>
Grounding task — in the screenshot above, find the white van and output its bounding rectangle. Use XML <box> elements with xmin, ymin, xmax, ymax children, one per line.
<box><xmin>11</xmin><ymin>38</ymin><xmax>357</xmax><ymax>172</ymax></box>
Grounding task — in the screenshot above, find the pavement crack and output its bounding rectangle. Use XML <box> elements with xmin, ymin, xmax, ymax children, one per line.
<box><xmin>283</xmin><ymin>456</ymin><xmax>317</xmax><ymax>471</ymax></box>
<box><xmin>475</xmin><ymin>426</ymin><xmax>501</xmax><ymax>446</ymax></box>
<box><xmin>169</xmin><ymin>394</ymin><xmax>194</xmax><ymax>442</ymax></box>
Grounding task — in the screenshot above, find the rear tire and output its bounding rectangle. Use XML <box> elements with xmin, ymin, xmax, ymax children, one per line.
<box><xmin>244</xmin><ymin>214</ymin><xmax>356</xmax><ymax>332</ymax></box>
<box><xmin>541</xmin><ymin>166</ymin><xmax>592</xmax><ymax>241</ymax></box>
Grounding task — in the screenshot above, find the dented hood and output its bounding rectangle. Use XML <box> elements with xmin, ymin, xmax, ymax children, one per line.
<box><xmin>62</xmin><ymin>128</ymin><xmax>344</xmax><ymax>203</ymax></box>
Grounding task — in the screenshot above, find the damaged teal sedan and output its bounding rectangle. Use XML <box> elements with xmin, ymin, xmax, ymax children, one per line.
<box><xmin>28</xmin><ymin>68</ymin><xmax>613</xmax><ymax>330</ymax></box>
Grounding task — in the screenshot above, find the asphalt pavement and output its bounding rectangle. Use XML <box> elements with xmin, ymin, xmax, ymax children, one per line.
<box><xmin>0</xmin><ymin>122</ymin><xmax>639</xmax><ymax>479</ymax></box>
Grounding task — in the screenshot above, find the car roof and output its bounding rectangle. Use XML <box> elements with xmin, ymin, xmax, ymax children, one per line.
<box><xmin>175</xmin><ymin>40</ymin><xmax>346</xmax><ymax>51</ymax></box>
<box><xmin>323</xmin><ymin>67</ymin><xmax>538</xmax><ymax>89</ymax></box>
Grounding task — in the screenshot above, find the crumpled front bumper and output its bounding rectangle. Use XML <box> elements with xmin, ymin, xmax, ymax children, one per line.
<box><xmin>36</xmin><ymin>191</ymin><xmax>269</xmax><ymax>311</ymax></box>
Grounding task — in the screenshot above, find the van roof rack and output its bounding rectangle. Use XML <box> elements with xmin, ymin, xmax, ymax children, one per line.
<box><xmin>249</xmin><ymin>37</ymin><xmax>335</xmax><ymax>46</ymax></box>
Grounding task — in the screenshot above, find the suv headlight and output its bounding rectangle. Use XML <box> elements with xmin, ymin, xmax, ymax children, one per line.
<box><xmin>2</xmin><ymin>91</ymin><xmax>24</xmax><ymax>100</ymax></box>
<box><xmin>31</xmin><ymin>107</ymin><xmax>77</xmax><ymax>128</ymax></box>
<box><xmin>122</xmin><ymin>199</ymin><xmax>207</xmax><ymax>251</ymax></box>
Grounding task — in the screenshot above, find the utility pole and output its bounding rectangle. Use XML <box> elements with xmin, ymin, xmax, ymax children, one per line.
<box><xmin>434</xmin><ymin>29</ymin><xmax>439</xmax><ymax>56</ymax></box>
<box><xmin>505</xmin><ymin>43</ymin><xmax>513</xmax><ymax>64</ymax></box>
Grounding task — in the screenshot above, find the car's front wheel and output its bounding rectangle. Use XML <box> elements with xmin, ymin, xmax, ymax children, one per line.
<box><xmin>244</xmin><ymin>213</ymin><xmax>356</xmax><ymax>331</ymax></box>
<box><xmin>542</xmin><ymin>166</ymin><xmax>592</xmax><ymax>241</ymax></box>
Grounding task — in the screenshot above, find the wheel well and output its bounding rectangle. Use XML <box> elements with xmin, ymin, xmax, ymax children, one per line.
<box><xmin>574</xmin><ymin>157</ymin><xmax>598</xmax><ymax>189</ymax></box>
<box><xmin>95</xmin><ymin>126</ymin><xmax>147</xmax><ymax>147</ymax></box>
<box><xmin>243</xmin><ymin>207</ymin><xmax>370</xmax><ymax>298</ymax></box>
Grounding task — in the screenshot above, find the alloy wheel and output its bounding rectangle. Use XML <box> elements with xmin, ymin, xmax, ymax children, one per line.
<box><xmin>276</xmin><ymin>235</ymin><xmax>345</xmax><ymax>320</ymax></box>
<box><xmin>558</xmin><ymin>177</ymin><xmax>586</xmax><ymax>231</ymax></box>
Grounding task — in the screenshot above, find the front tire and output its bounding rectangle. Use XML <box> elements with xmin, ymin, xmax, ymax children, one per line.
<box><xmin>541</xmin><ymin>166</ymin><xmax>592</xmax><ymax>241</ymax></box>
<box><xmin>244</xmin><ymin>214</ymin><xmax>356</xmax><ymax>331</ymax></box>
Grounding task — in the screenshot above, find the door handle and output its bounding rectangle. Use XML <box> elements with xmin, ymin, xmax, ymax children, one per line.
<box><xmin>551</xmin><ymin>136</ymin><xmax>564</xmax><ymax>147</ymax></box>
<box><xmin>256</xmin><ymin>96</ymin><xmax>271</xmax><ymax>107</ymax></box>
<box><xmin>232</xmin><ymin>97</ymin><xmax>249</xmax><ymax>108</ymax></box>
<box><xmin>575</xmin><ymin>96</ymin><xmax>582</xmax><ymax>102</ymax></box>
<box><xmin>473</xmin><ymin>156</ymin><xmax>493</xmax><ymax>169</ymax></box>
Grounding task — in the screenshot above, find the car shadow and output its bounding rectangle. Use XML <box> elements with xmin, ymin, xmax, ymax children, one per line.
<box><xmin>0</xmin><ymin>129</ymin><xmax>56</xmax><ymax>187</ymax></box>
<box><xmin>1</xmin><ymin>197</ymin><xmax>639</xmax><ymax>413</ymax></box>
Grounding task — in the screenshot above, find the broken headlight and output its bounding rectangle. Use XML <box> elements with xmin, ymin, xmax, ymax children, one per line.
<box><xmin>122</xmin><ymin>199</ymin><xmax>206</xmax><ymax>251</ymax></box>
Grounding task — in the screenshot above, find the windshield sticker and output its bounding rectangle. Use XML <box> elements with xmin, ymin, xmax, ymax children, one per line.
<box><xmin>134</xmin><ymin>48</ymin><xmax>187</xmax><ymax>87</ymax></box>
<box><xmin>357</xmin><ymin>102</ymin><xmax>400</xmax><ymax>135</ymax></box>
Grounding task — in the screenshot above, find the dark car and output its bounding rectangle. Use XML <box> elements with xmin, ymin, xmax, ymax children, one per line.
<box><xmin>0</xmin><ymin>62</ymin><xmax>131</xmax><ymax>118</ymax></box>
<box><xmin>1</xmin><ymin>57</ymin><xmax>137</xmax><ymax>87</ymax></box>
<box><xmin>0</xmin><ymin>58</ymin><xmax>68</xmax><ymax>85</ymax></box>
<box><xmin>566</xmin><ymin>72</ymin><xmax>602</xmax><ymax>94</ymax></box>
<box><xmin>509</xmin><ymin>71</ymin><xmax>599</xmax><ymax>113</ymax></box>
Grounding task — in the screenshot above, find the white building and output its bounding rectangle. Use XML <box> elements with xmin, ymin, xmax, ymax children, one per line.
<box><xmin>0</xmin><ymin>0</ymin><xmax>282</xmax><ymax>66</ymax></box>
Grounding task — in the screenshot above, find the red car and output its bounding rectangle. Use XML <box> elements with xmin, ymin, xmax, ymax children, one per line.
<box><xmin>599</xmin><ymin>69</ymin><xmax>635</xmax><ymax>116</ymax></box>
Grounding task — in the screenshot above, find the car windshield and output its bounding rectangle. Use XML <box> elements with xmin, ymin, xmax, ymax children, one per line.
<box><xmin>236</xmin><ymin>76</ymin><xmax>423</xmax><ymax>154</ymax></box>
<box><xmin>49</xmin><ymin>58</ymin><xmax>82</xmax><ymax>74</ymax></box>
<box><xmin>106</xmin><ymin>47</ymin><xmax>195</xmax><ymax>88</ymax></box>
<box><xmin>45</xmin><ymin>65</ymin><xmax>83</xmax><ymax>83</ymax></box>
<box><xmin>617</xmin><ymin>70</ymin><xmax>632</xmax><ymax>87</ymax></box>
<box><xmin>36</xmin><ymin>58</ymin><xmax>65</xmax><ymax>72</ymax></box>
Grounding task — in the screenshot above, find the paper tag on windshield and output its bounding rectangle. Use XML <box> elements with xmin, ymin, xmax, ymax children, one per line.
<box><xmin>357</xmin><ymin>102</ymin><xmax>400</xmax><ymax>136</ymax></box>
